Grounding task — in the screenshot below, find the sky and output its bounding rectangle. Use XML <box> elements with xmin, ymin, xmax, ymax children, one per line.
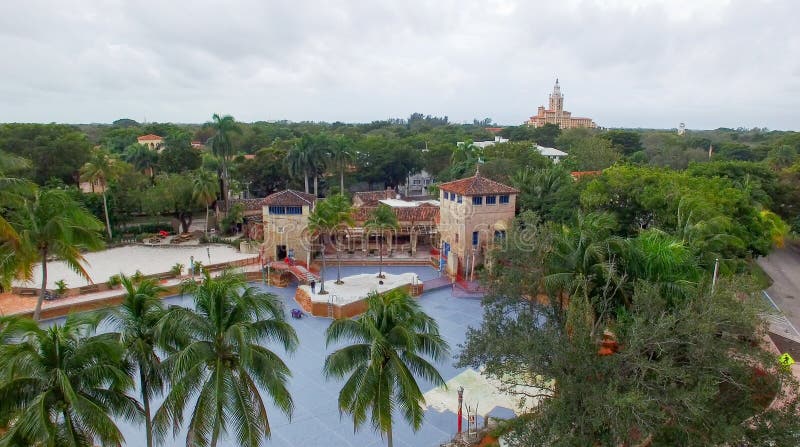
<box><xmin>1</xmin><ymin>0</ymin><xmax>799</xmax><ymax>129</ymax></box>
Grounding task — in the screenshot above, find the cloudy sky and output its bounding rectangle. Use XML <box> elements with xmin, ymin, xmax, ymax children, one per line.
<box><xmin>1</xmin><ymin>0</ymin><xmax>798</xmax><ymax>129</ymax></box>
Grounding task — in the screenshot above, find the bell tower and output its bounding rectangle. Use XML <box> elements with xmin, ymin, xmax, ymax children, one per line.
<box><xmin>548</xmin><ymin>78</ymin><xmax>564</xmax><ymax>113</ymax></box>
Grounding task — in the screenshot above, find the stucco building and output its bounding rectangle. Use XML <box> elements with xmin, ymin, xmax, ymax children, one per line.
<box><xmin>261</xmin><ymin>190</ymin><xmax>317</xmax><ymax>264</ymax></box>
<box><xmin>137</xmin><ymin>134</ymin><xmax>164</xmax><ymax>151</ymax></box>
<box><xmin>437</xmin><ymin>169</ymin><xmax>518</xmax><ymax>279</ymax></box>
<box><xmin>527</xmin><ymin>79</ymin><xmax>597</xmax><ymax>129</ymax></box>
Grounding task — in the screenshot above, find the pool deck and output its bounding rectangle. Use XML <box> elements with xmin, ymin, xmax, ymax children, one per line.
<box><xmin>104</xmin><ymin>265</ymin><xmax>504</xmax><ymax>447</ymax></box>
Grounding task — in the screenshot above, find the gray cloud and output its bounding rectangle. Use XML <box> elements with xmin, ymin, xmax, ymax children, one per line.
<box><xmin>1</xmin><ymin>0</ymin><xmax>798</xmax><ymax>129</ymax></box>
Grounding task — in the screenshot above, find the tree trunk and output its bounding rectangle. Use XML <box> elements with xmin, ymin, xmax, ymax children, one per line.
<box><xmin>205</xmin><ymin>204</ymin><xmax>210</xmax><ymax>235</ymax></box>
<box><xmin>102</xmin><ymin>191</ymin><xmax>113</xmax><ymax>239</ymax></box>
<box><xmin>313</xmin><ymin>175</ymin><xmax>318</xmax><ymax>197</ymax></box>
<box><xmin>33</xmin><ymin>252</ymin><xmax>47</xmax><ymax>321</ymax></box>
<box><xmin>141</xmin><ymin>371</ymin><xmax>154</xmax><ymax>447</ymax></box>
<box><xmin>210</xmin><ymin>359</ymin><xmax>224</xmax><ymax>447</ymax></box>
<box><xmin>340</xmin><ymin>169</ymin><xmax>345</xmax><ymax>195</ymax></box>
<box><xmin>335</xmin><ymin>234</ymin><xmax>343</xmax><ymax>284</ymax></box>
<box><xmin>319</xmin><ymin>233</ymin><xmax>327</xmax><ymax>294</ymax></box>
<box><xmin>304</xmin><ymin>174</ymin><xmax>309</xmax><ymax>194</ymax></box>
<box><xmin>378</xmin><ymin>234</ymin><xmax>384</xmax><ymax>278</ymax></box>
<box><xmin>386</xmin><ymin>422</ymin><xmax>393</xmax><ymax>447</ymax></box>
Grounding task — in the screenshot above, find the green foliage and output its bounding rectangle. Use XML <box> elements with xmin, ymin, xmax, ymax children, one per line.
<box><xmin>108</xmin><ymin>273</ymin><xmax>122</xmax><ymax>287</ymax></box>
<box><xmin>100</xmin><ymin>275</ymin><xmax>168</xmax><ymax>447</ymax></box>
<box><xmin>154</xmin><ymin>272</ymin><xmax>298</xmax><ymax>446</ymax></box>
<box><xmin>562</xmin><ymin>136</ymin><xmax>621</xmax><ymax>171</ymax></box>
<box><xmin>0</xmin><ymin>123</ymin><xmax>93</xmax><ymax>185</ymax></box>
<box><xmin>54</xmin><ymin>279</ymin><xmax>68</xmax><ymax>295</ymax></box>
<box><xmin>0</xmin><ymin>313</ymin><xmax>141</xmax><ymax>446</ymax></box>
<box><xmin>233</xmin><ymin>147</ymin><xmax>288</xmax><ymax>197</ymax></box>
<box><xmin>601</xmin><ymin>129</ymin><xmax>643</xmax><ymax>155</ymax></box>
<box><xmin>460</xmin><ymin>214</ymin><xmax>799</xmax><ymax>446</ymax></box>
<box><xmin>6</xmin><ymin>188</ymin><xmax>105</xmax><ymax>319</ymax></box>
<box><xmin>511</xmin><ymin>164</ymin><xmax>579</xmax><ymax>223</ymax></box>
<box><xmin>170</xmin><ymin>263</ymin><xmax>184</xmax><ymax>276</ymax></box>
<box><xmin>365</xmin><ymin>204</ymin><xmax>400</xmax><ymax>278</ymax></box>
<box><xmin>159</xmin><ymin>145</ymin><xmax>201</xmax><ymax>173</ymax></box>
<box><xmin>580</xmin><ymin>165</ymin><xmax>775</xmax><ymax>256</ymax></box>
<box><xmin>324</xmin><ymin>290</ymin><xmax>449</xmax><ymax>443</ymax></box>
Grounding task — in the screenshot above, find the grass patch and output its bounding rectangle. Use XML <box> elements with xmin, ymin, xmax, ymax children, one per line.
<box><xmin>748</xmin><ymin>260</ymin><xmax>773</xmax><ymax>289</ymax></box>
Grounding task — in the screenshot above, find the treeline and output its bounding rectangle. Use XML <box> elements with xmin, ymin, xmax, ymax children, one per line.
<box><xmin>2</xmin><ymin>118</ymin><xmax>800</xmax><ymax>236</ymax></box>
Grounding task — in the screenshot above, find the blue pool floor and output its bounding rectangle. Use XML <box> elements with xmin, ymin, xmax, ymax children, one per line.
<box><xmin>115</xmin><ymin>266</ymin><xmax>505</xmax><ymax>447</ymax></box>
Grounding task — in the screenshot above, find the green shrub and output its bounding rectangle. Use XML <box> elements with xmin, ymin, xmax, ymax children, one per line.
<box><xmin>54</xmin><ymin>280</ymin><xmax>68</xmax><ymax>296</ymax></box>
<box><xmin>170</xmin><ymin>263</ymin><xmax>184</xmax><ymax>276</ymax></box>
<box><xmin>107</xmin><ymin>274</ymin><xmax>122</xmax><ymax>288</ymax></box>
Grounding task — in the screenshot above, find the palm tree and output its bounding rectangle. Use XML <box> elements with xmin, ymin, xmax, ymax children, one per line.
<box><xmin>208</xmin><ymin>114</ymin><xmax>241</xmax><ymax>204</ymax></box>
<box><xmin>323</xmin><ymin>290</ymin><xmax>449</xmax><ymax>447</ymax></box>
<box><xmin>544</xmin><ymin>211</ymin><xmax>617</xmax><ymax>301</ymax></box>
<box><xmin>192</xmin><ymin>169</ymin><xmax>220</xmax><ymax>235</ymax></box>
<box><xmin>122</xmin><ymin>143</ymin><xmax>159</xmax><ymax>178</ymax></box>
<box><xmin>10</xmin><ymin>189</ymin><xmax>105</xmax><ymax>320</ymax></box>
<box><xmin>0</xmin><ymin>151</ymin><xmax>34</xmax><ymax>288</ymax></box>
<box><xmin>81</xmin><ymin>148</ymin><xmax>121</xmax><ymax>239</ymax></box>
<box><xmin>286</xmin><ymin>135</ymin><xmax>313</xmax><ymax>193</ymax></box>
<box><xmin>365</xmin><ymin>204</ymin><xmax>399</xmax><ymax>278</ymax></box>
<box><xmin>102</xmin><ymin>276</ymin><xmax>169</xmax><ymax>447</ymax></box>
<box><xmin>309</xmin><ymin>134</ymin><xmax>329</xmax><ymax>197</ymax></box>
<box><xmin>308</xmin><ymin>194</ymin><xmax>355</xmax><ymax>293</ymax></box>
<box><xmin>0</xmin><ymin>313</ymin><xmax>142</xmax><ymax>446</ymax></box>
<box><xmin>328</xmin><ymin>194</ymin><xmax>355</xmax><ymax>284</ymax></box>
<box><xmin>154</xmin><ymin>271</ymin><xmax>298</xmax><ymax>447</ymax></box>
<box><xmin>329</xmin><ymin>136</ymin><xmax>354</xmax><ymax>194</ymax></box>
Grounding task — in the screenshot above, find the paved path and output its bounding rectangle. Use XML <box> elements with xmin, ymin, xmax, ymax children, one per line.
<box><xmin>757</xmin><ymin>244</ymin><xmax>800</xmax><ymax>343</ymax></box>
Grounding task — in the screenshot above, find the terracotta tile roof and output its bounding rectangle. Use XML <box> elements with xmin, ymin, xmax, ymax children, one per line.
<box><xmin>353</xmin><ymin>205</ymin><xmax>439</xmax><ymax>224</ymax></box>
<box><xmin>230</xmin><ymin>198</ymin><xmax>265</xmax><ymax>211</ymax></box>
<box><xmin>353</xmin><ymin>189</ymin><xmax>395</xmax><ymax>206</ymax></box>
<box><xmin>439</xmin><ymin>172</ymin><xmax>518</xmax><ymax>196</ymax></box>
<box><xmin>263</xmin><ymin>190</ymin><xmax>316</xmax><ymax>207</ymax></box>
<box><xmin>570</xmin><ymin>170</ymin><xmax>602</xmax><ymax>179</ymax></box>
<box><xmin>485</xmin><ymin>127</ymin><xmax>504</xmax><ymax>133</ymax></box>
<box><xmin>137</xmin><ymin>134</ymin><xmax>163</xmax><ymax>141</ymax></box>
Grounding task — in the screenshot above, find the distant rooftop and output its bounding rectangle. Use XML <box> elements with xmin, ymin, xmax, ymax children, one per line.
<box><xmin>536</xmin><ymin>145</ymin><xmax>567</xmax><ymax>157</ymax></box>
<box><xmin>439</xmin><ymin>170</ymin><xmax>518</xmax><ymax>196</ymax></box>
<box><xmin>137</xmin><ymin>134</ymin><xmax>163</xmax><ymax>141</ymax></box>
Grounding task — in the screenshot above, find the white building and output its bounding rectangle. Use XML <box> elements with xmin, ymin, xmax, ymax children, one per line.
<box><xmin>403</xmin><ymin>170</ymin><xmax>434</xmax><ymax>197</ymax></box>
<box><xmin>536</xmin><ymin>145</ymin><xmax>567</xmax><ymax>163</ymax></box>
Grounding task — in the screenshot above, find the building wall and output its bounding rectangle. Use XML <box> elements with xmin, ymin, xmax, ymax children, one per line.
<box><xmin>262</xmin><ymin>205</ymin><xmax>313</xmax><ymax>263</ymax></box>
<box><xmin>437</xmin><ymin>191</ymin><xmax>516</xmax><ymax>278</ymax></box>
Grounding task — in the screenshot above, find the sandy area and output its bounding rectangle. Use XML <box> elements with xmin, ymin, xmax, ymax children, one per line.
<box><xmin>298</xmin><ymin>272</ymin><xmax>420</xmax><ymax>305</ymax></box>
<box><xmin>424</xmin><ymin>368</ymin><xmax>550</xmax><ymax>416</ymax></box>
<box><xmin>13</xmin><ymin>244</ymin><xmax>257</xmax><ymax>289</ymax></box>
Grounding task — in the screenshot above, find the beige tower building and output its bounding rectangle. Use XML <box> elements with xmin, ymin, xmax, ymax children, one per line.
<box><xmin>527</xmin><ymin>79</ymin><xmax>597</xmax><ymax>129</ymax></box>
<box><xmin>261</xmin><ymin>190</ymin><xmax>317</xmax><ymax>264</ymax></box>
<box><xmin>437</xmin><ymin>169</ymin><xmax>518</xmax><ymax>279</ymax></box>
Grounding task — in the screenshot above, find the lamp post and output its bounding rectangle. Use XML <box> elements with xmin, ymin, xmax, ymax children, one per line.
<box><xmin>189</xmin><ymin>256</ymin><xmax>194</xmax><ymax>279</ymax></box>
<box><xmin>457</xmin><ymin>386</ymin><xmax>464</xmax><ymax>435</ymax></box>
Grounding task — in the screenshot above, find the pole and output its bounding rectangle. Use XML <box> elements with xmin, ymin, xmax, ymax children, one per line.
<box><xmin>712</xmin><ymin>257</ymin><xmax>720</xmax><ymax>293</ymax></box>
<box><xmin>470</xmin><ymin>248</ymin><xmax>476</xmax><ymax>282</ymax></box>
<box><xmin>190</xmin><ymin>256</ymin><xmax>194</xmax><ymax>279</ymax></box>
<box><xmin>438</xmin><ymin>240</ymin><xmax>443</xmax><ymax>277</ymax></box>
<box><xmin>267</xmin><ymin>259</ymin><xmax>271</xmax><ymax>286</ymax></box>
<box><xmin>457</xmin><ymin>386</ymin><xmax>464</xmax><ymax>434</ymax></box>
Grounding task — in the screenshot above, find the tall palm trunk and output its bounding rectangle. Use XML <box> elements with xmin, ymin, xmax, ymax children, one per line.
<box><xmin>313</xmin><ymin>175</ymin><xmax>318</xmax><ymax>197</ymax></box>
<box><xmin>141</xmin><ymin>370</ymin><xmax>154</xmax><ymax>447</ymax></box>
<box><xmin>102</xmin><ymin>191</ymin><xmax>113</xmax><ymax>239</ymax></box>
<box><xmin>34</xmin><ymin>251</ymin><xmax>47</xmax><ymax>321</ymax></box>
<box><xmin>335</xmin><ymin>233</ymin><xmax>343</xmax><ymax>284</ymax></box>
<box><xmin>340</xmin><ymin>169</ymin><xmax>345</xmax><ymax>195</ymax></box>
<box><xmin>378</xmin><ymin>233</ymin><xmax>384</xmax><ymax>278</ymax></box>
<box><xmin>386</xmin><ymin>422</ymin><xmax>393</xmax><ymax>447</ymax></box>
<box><xmin>304</xmin><ymin>174</ymin><xmax>309</xmax><ymax>193</ymax></box>
<box><xmin>210</xmin><ymin>358</ymin><xmax>224</xmax><ymax>447</ymax></box>
<box><xmin>319</xmin><ymin>234</ymin><xmax>327</xmax><ymax>294</ymax></box>
<box><xmin>205</xmin><ymin>204</ymin><xmax>210</xmax><ymax>235</ymax></box>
